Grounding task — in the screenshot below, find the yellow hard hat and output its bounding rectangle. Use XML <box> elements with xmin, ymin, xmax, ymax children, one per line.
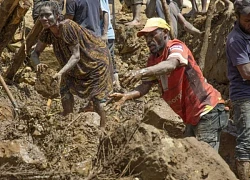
<box><xmin>137</xmin><ymin>17</ymin><xmax>171</xmax><ymax>37</ymax></box>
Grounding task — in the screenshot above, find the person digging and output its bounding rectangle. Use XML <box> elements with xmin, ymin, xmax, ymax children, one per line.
<box><xmin>110</xmin><ymin>17</ymin><xmax>229</xmax><ymax>151</ymax></box>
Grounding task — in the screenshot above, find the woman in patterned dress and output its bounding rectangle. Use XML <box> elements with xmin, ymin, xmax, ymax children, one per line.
<box><xmin>31</xmin><ymin>1</ymin><xmax>113</xmax><ymax>127</ymax></box>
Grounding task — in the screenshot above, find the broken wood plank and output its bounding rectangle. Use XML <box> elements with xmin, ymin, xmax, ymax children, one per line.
<box><xmin>0</xmin><ymin>0</ymin><xmax>32</xmax><ymax>55</ymax></box>
<box><xmin>160</xmin><ymin>0</ymin><xmax>175</xmax><ymax>39</ymax></box>
<box><xmin>198</xmin><ymin>0</ymin><xmax>217</xmax><ymax>72</ymax></box>
<box><xmin>0</xmin><ymin>0</ymin><xmax>20</xmax><ymax>32</ymax></box>
<box><xmin>5</xmin><ymin>20</ymin><xmax>43</xmax><ymax>80</ymax></box>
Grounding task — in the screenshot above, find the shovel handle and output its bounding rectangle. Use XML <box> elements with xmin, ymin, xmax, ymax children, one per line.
<box><xmin>0</xmin><ymin>75</ymin><xmax>19</xmax><ymax>110</ymax></box>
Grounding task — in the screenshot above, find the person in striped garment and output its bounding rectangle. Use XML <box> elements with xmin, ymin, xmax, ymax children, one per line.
<box><xmin>31</xmin><ymin>1</ymin><xmax>113</xmax><ymax>127</ymax></box>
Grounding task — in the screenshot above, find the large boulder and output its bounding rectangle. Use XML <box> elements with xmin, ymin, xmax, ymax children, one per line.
<box><xmin>143</xmin><ymin>98</ymin><xmax>239</xmax><ymax>174</ymax></box>
<box><xmin>143</xmin><ymin>98</ymin><xmax>185</xmax><ymax>138</ymax></box>
<box><xmin>0</xmin><ymin>139</ymin><xmax>47</xmax><ymax>167</ymax></box>
<box><xmin>105</xmin><ymin>121</ymin><xmax>237</xmax><ymax>180</ymax></box>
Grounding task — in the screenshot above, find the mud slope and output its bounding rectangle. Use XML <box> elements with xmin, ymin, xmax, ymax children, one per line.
<box><xmin>0</xmin><ymin>0</ymin><xmax>238</xmax><ymax>179</ymax></box>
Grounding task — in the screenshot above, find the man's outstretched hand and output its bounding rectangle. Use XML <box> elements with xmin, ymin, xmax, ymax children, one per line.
<box><xmin>109</xmin><ymin>92</ymin><xmax>128</xmax><ymax>110</ymax></box>
<box><xmin>122</xmin><ymin>69</ymin><xmax>143</xmax><ymax>87</ymax></box>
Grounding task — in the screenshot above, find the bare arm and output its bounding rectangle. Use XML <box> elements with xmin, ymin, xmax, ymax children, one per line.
<box><xmin>145</xmin><ymin>0</ymin><xmax>157</xmax><ymax>18</ymax></box>
<box><xmin>237</xmin><ymin>63</ymin><xmax>250</xmax><ymax>80</ymax></box>
<box><xmin>122</xmin><ymin>82</ymin><xmax>153</xmax><ymax>100</ymax></box>
<box><xmin>102</xmin><ymin>11</ymin><xmax>109</xmax><ymax>36</ymax></box>
<box><xmin>30</xmin><ymin>40</ymin><xmax>47</xmax><ymax>67</ymax></box>
<box><xmin>135</xmin><ymin>81</ymin><xmax>154</xmax><ymax>97</ymax></box>
<box><xmin>177</xmin><ymin>13</ymin><xmax>202</xmax><ymax>35</ymax></box>
<box><xmin>123</xmin><ymin>57</ymin><xmax>180</xmax><ymax>87</ymax></box>
<box><xmin>141</xmin><ymin>58</ymin><xmax>179</xmax><ymax>77</ymax></box>
<box><xmin>58</xmin><ymin>43</ymin><xmax>80</xmax><ymax>75</ymax></box>
<box><xmin>110</xmin><ymin>81</ymin><xmax>154</xmax><ymax>109</ymax></box>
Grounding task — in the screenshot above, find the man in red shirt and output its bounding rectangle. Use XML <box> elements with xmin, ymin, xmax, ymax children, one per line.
<box><xmin>111</xmin><ymin>17</ymin><xmax>229</xmax><ymax>151</ymax></box>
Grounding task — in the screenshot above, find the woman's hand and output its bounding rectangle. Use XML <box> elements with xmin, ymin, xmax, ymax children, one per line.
<box><xmin>36</xmin><ymin>63</ymin><xmax>48</xmax><ymax>73</ymax></box>
<box><xmin>52</xmin><ymin>72</ymin><xmax>62</xmax><ymax>85</ymax></box>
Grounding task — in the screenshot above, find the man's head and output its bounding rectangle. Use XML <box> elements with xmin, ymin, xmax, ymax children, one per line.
<box><xmin>234</xmin><ymin>0</ymin><xmax>250</xmax><ymax>15</ymax></box>
<box><xmin>234</xmin><ymin>0</ymin><xmax>250</xmax><ymax>34</ymax></box>
<box><xmin>137</xmin><ymin>18</ymin><xmax>170</xmax><ymax>54</ymax></box>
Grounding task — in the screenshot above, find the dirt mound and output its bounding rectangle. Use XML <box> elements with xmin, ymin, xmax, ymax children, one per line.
<box><xmin>0</xmin><ymin>0</ymin><xmax>239</xmax><ymax>179</ymax></box>
<box><xmin>35</xmin><ymin>68</ymin><xmax>60</xmax><ymax>99</ymax></box>
<box><xmin>0</xmin><ymin>101</ymin><xmax>14</xmax><ymax>121</ymax></box>
<box><xmin>97</xmin><ymin>121</ymin><xmax>237</xmax><ymax>180</ymax></box>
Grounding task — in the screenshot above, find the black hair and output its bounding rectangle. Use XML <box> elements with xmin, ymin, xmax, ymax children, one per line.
<box><xmin>39</xmin><ymin>1</ymin><xmax>64</xmax><ymax>21</ymax></box>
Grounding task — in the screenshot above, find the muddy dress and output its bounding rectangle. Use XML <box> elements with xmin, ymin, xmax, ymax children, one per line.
<box><xmin>39</xmin><ymin>19</ymin><xmax>113</xmax><ymax>101</ymax></box>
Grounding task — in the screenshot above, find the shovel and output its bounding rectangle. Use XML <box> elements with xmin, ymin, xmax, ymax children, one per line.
<box><xmin>0</xmin><ymin>74</ymin><xmax>19</xmax><ymax>112</ymax></box>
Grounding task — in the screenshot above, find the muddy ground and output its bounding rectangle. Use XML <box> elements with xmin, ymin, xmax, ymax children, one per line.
<box><xmin>0</xmin><ymin>0</ymin><xmax>239</xmax><ymax>180</ymax></box>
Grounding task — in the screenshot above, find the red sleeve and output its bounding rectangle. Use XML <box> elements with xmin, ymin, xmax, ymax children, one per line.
<box><xmin>167</xmin><ymin>40</ymin><xmax>189</xmax><ymax>65</ymax></box>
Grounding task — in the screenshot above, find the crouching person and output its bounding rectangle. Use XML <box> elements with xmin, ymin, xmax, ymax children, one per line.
<box><xmin>111</xmin><ymin>18</ymin><xmax>229</xmax><ymax>151</ymax></box>
<box><xmin>31</xmin><ymin>1</ymin><xmax>113</xmax><ymax>127</ymax></box>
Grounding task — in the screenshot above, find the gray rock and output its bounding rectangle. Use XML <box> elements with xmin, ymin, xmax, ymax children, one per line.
<box><xmin>143</xmin><ymin>98</ymin><xmax>185</xmax><ymax>138</ymax></box>
<box><xmin>0</xmin><ymin>139</ymin><xmax>47</xmax><ymax>168</ymax></box>
<box><xmin>108</xmin><ymin>121</ymin><xmax>237</xmax><ymax>180</ymax></box>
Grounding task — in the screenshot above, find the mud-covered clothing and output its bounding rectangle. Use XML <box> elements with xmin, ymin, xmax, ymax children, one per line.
<box><xmin>226</xmin><ymin>21</ymin><xmax>250</xmax><ymax>161</ymax></box>
<box><xmin>142</xmin><ymin>39</ymin><xmax>228</xmax><ymax>151</ymax></box>
<box><xmin>226</xmin><ymin>21</ymin><xmax>250</xmax><ymax>101</ymax></box>
<box><xmin>66</xmin><ymin>0</ymin><xmax>101</xmax><ymax>36</ymax></box>
<box><xmin>146</xmin><ymin>0</ymin><xmax>179</xmax><ymax>37</ymax></box>
<box><xmin>232</xmin><ymin>99</ymin><xmax>250</xmax><ymax>160</ymax></box>
<box><xmin>143</xmin><ymin>39</ymin><xmax>223</xmax><ymax>125</ymax></box>
<box><xmin>156</xmin><ymin>0</ymin><xmax>179</xmax><ymax>37</ymax></box>
<box><xmin>39</xmin><ymin>19</ymin><xmax>113</xmax><ymax>100</ymax></box>
<box><xmin>184</xmin><ymin>103</ymin><xmax>229</xmax><ymax>151</ymax></box>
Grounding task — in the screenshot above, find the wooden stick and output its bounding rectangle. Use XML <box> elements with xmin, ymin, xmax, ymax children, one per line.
<box><xmin>0</xmin><ymin>74</ymin><xmax>18</xmax><ymax>110</ymax></box>
<box><xmin>0</xmin><ymin>0</ymin><xmax>31</xmax><ymax>55</ymax></box>
<box><xmin>198</xmin><ymin>0</ymin><xmax>217</xmax><ymax>72</ymax></box>
<box><xmin>46</xmin><ymin>98</ymin><xmax>52</xmax><ymax>111</ymax></box>
<box><xmin>0</xmin><ymin>0</ymin><xmax>20</xmax><ymax>32</ymax></box>
<box><xmin>5</xmin><ymin>19</ymin><xmax>43</xmax><ymax>80</ymax></box>
<box><xmin>160</xmin><ymin>0</ymin><xmax>175</xmax><ymax>39</ymax></box>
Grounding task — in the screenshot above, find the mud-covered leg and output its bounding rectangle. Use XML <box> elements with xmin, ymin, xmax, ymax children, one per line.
<box><xmin>61</xmin><ymin>90</ymin><xmax>74</xmax><ymax>116</ymax></box>
<box><xmin>125</xmin><ymin>3</ymin><xmax>142</xmax><ymax>26</ymax></box>
<box><xmin>236</xmin><ymin>160</ymin><xmax>250</xmax><ymax>180</ymax></box>
<box><xmin>201</xmin><ymin>0</ymin><xmax>207</xmax><ymax>14</ymax></box>
<box><xmin>93</xmin><ymin>98</ymin><xmax>106</xmax><ymax>127</ymax></box>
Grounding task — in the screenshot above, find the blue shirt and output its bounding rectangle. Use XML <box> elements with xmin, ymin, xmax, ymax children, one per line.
<box><xmin>66</xmin><ymin>0</ymin><xmax>101</xmax><ymax>36</ymax></box>
<box><xmin>100</xmin><ymin>0</ymin><xmax>115</xmax><ymax>39</ymax></box>
<box><xmin>226</xmin><ymin>21</ymin><xmax>250</xmax><ymax>101</ymax></box>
